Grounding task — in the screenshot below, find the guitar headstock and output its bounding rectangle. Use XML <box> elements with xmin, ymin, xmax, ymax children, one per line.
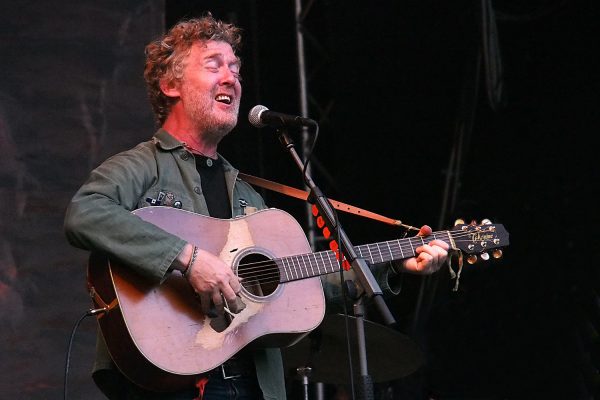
<box><xmin>450</xmin><ymin>219</ymin><xmax>510</xmax><ymax>264</ymax></box>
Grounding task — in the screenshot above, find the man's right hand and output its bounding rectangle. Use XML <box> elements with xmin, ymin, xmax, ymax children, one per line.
<box><xmin>187</xmin><ymin>248</ymin><xmax>242</xmax><ymax>316</ymax></box>
<box><xmin>174</xmin><ymin>243</ymin><xmax>242</xmax><ymax>316</ymax></box>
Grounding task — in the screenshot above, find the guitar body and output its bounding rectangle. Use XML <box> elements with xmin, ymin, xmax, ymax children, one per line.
<box><xmin>88</xmin><ymin>207</ymin><xmax>326</xmax><ymax>391</ymax></box>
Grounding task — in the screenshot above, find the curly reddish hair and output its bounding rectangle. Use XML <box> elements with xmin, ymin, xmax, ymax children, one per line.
<box><xmin>143</xmin><ymin>14</ymin><xmax>242</xmax><ymax>125</ymax></box>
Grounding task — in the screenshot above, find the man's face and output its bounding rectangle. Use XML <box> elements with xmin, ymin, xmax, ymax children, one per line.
<box><xmin>177</xmin><ymin>40</ymin><xmax>242</xmax><ymax>140</ymax></box>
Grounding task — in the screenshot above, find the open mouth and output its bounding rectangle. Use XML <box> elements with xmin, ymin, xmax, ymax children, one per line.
<box><xmin>215</xmin><ymin>94</ymin><xmax>232</xmax><ymax>105</ymax></box>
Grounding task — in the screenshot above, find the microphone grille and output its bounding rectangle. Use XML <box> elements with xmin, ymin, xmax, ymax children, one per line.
<box><xmin>248</xmin><ymin>105</ymin><xmax>268</xmax><ymax>127</ymax></box>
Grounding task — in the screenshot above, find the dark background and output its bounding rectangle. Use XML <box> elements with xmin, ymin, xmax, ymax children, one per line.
<box><xmin>1</xmin><ymin>0</ymin><xmax>598</xmax><ymax>399</ymax></box>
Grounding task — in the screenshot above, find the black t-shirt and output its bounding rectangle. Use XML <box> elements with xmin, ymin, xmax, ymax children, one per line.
<box><xmin>194</xmin><ymin>154</ymin><xmax>257</xmax><ymax>373</ymax></box>
<box><xmin>194</xmin><ymin>155</ymin><xmax>231</xmax><ymax>219</ymax></box>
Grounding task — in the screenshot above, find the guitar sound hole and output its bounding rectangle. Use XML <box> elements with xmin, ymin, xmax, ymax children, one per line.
<box><xmin>238</xmin><ymin>253</ymin><xmax>280</xmax><ymax>297</ymax></box>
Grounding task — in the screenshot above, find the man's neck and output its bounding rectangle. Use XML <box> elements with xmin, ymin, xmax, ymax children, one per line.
<box><xmin>162</xmin><ymin>116</ymin><xmax>219</xmax><ymax>158</ymax></box>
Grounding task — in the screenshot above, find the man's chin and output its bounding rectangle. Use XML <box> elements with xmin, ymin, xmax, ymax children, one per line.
<box><xmin>214</xmin><ymin>109</ymin><xmax>238</xmax><ymax>128</ymax></box>
<box><xmin>219</xmin><ymin>117</ymin><xmax>238</xmax><ymax>133</ymax></box>
<box><xmin>205</xmin><ymin>119</ymin><xmax>237</xmax><ymax>142</ymax></box>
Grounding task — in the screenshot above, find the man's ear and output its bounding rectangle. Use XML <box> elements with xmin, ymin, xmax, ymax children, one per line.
<box><xmin>159</xmin><ymin>78</ymin><xmax>180</xmax><ymax>98</ymax></box>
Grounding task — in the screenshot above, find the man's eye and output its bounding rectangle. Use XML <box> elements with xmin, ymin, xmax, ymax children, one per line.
<box><xmin>205</xmin><ymin>61</ymin><xmax>219</xmax><ymax>70</ymax></box>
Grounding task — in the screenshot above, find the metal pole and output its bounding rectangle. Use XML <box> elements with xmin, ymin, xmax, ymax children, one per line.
<box><xmin>294</xmin><ymin>3</ymin><xmax>324</xmax><ymax>399</ymax></box>
<box><xmin>294</xmin><ymin>0</ymin><xmax>316</xmax><ymax>248</ymax></box>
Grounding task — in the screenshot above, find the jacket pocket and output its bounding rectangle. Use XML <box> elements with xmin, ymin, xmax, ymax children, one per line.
<box><xmin>137</xmin><ymin>188</ymin><xmax>192</xmax><ymax>211</ymax></box>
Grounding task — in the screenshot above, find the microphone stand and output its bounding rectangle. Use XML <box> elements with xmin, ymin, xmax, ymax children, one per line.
<box><xmin>275</xmin><ymin>127</ymin><xmax>396</xmax><ymax>400</ymax></box>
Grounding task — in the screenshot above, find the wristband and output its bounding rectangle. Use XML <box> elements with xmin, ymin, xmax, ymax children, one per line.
<box><xmin>183</xmin><ymin>245</ymin><xmax>198</xmax><ymax>277</ymax></box>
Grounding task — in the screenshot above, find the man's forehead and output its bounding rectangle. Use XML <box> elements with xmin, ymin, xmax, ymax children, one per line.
<box><xmin>192</xmin><ymin>40</ymin><xmax>239</xmax><ymax>62</ymax></box>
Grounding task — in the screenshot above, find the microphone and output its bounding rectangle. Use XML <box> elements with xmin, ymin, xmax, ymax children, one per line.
<box><xmin>248</xmin><ymin>105</ymin><xmax>316</xmax><ymax>128</ymax></box>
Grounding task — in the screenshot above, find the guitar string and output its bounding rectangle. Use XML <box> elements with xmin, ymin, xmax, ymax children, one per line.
<box><xmin>236</xmin><ymin>243</ymin><xmax>497</xmax><ymax>283</ymax></box>
<box><xmin>233</xmin><ymin>227</ymin><xmax>498</xmax><ymax>275</ymax></box>
<box><xmin>237</xmin><ymin>247</ymin><xmax>493</xmax><ymax>286</ymax></box>
<box><xmin>234</xmin><ymin>228</ymin><xmax>502</xmax><ymax>285</ymax></box>
<box><xmin>234</xmin><ymin>228</ymin><xmax>500</xmax><ymax>278</ymax></box>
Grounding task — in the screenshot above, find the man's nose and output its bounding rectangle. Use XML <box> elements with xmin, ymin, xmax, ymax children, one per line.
<box><xmin>220</xmin><ymin>67</ymin><xmax>236</xmax><ymax>85</ymax></box>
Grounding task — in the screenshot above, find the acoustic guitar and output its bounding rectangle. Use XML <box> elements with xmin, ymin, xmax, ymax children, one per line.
<box><xmin>87</xmin><ymin>206</ymin><xmax>509</xmax><ymax>391</ymax></box>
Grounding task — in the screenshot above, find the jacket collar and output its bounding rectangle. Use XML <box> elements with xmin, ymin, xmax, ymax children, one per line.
<box><xmin>152</xmin><ymin>128</ymin><xmax>238</xmax><ymax>174</ymax></box>
<box><xmin>152</xmin><ymin>128</ymin><xmax>185</xmax><ymax>151</ymax></box>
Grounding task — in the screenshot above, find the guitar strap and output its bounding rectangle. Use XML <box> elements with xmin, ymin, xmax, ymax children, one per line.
<box><xmin>237</xmin><ymin>172</ymin><xmax>418</xmax><ymax>230</ymax></box>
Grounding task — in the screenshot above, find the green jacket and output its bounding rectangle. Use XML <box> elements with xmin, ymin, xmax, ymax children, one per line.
<box><xmin>64</xmin><ymin>128</ymin><xmax>403</xmax><ymax>399</ymax></box>
<box><xmin>64</xmin><ymin>129</ymin><xmax>284</xmax><ymax>399</ymax></box>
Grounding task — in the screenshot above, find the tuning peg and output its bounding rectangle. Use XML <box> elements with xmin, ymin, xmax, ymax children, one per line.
<box><xmin>481</xmin><ymin>218</ymin><xmax>492</xmax><ymax>225</ymax></box>
<box><xmin>480</xmin><ymin>252</ymin><xmax>490</xmax><ymax>261</ymax></box>
<box><xmin>467</xmin><ymin>254</ymin><xmax>478</xmax><ymax>264</ymax></box>
<box><xmin>454</xmin><ymin>218</ymin><xmax>465</xmax><ymax>226</ymax></box>
<box><xmin>492</xmin><ymin>249</ymin><xmax>503</xmax><ymax>259</ymax></box>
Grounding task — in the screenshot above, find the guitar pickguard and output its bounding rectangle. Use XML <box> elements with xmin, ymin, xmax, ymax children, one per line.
<box><xmin>196</xmin><ymin>299</ymin><xmax>264</xmax><ymax>350</ymax></box>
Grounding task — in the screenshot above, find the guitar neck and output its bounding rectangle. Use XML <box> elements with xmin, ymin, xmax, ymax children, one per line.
<box><xmin>277</xmin><ymin>231</ymin><xmax>452</xmax><ymax>283</ymax></box>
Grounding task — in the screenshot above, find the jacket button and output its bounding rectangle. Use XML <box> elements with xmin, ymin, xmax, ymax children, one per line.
<box><xmin>194</xmin><ymin>186</ymin><xmax>201</xmax><ymax>194</ymax></box>
<box><xmin>180</xmin><ymin>151</ymin><xmax>190</xmax><ymax>161</ymax></box>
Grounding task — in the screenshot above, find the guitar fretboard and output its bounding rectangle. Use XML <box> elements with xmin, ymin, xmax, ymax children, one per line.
<box><xmin>277</xmin><ymin>231</ymin><xmax>452</xmax><ymax>283</ymax></box>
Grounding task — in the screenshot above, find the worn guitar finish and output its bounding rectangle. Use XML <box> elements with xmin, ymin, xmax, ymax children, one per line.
<box><xmin>87</xmin><ymin>206</ymin><xmax>509</xmax><ymax>391</ymax></box>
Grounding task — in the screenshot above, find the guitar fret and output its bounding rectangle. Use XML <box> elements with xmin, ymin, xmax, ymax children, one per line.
<box><xmin>298</xmin><ymin>254</ymin><xmax>306</xmax><ymax>279</ymax></box>
<box><xmin>295</xmin><ymin>255</ymin><xmax>302</xmax><ymax>279</ymax></box>
<box><xmin>323</xmin><ymin>252</ymin><xmax>331</xmax><ymax>273</ymax></box>
<box><xmin>408</xmin><ymin>238</ymin><xmax>415</xmax><ymax>255</ymax></box>
<box><xmin>301</xmin><ymin>255</ymin><xmax>308</xmax><ymax>278</ymax></box>
<box><xmin>375</xmin><ymin>243</ymin><xmax>384</xmax><ymax>263</ymax></box>
<box><xmin>327</xmin><ymin>251</ymin><xmax>336</xmax><ymax>273</ymax></box>
<box><xmin>303</xmin><ymin>254</ymin><xmax>311</xmax><ymax>278</ymax></box>
<box><xmin>386</xmin><ymin>242</ymin><xmax>393</xmax><ymax>262</ymax></box>
<box><xmin>315</xmin><ymin>253</ymin><xmax>322</xmax><ymax>274</ymax></box>
<box><xmin>297</xmin><ymin>256</ymin><xmax>304</xmax><ymax>279</ymax></box>
<box><xmin>445</xmin><ymin>231</ymin><xmax>453</xmax><ymax>249</ymax></box>
<box><xmin>318</xmin><ymin>252</ymin><xmax>325</xmax><ymax>274</ymax></box>
<box><xmin>323</xmin><ymin>252</ymin><xmax>332</xmax><ymax>274</ymax></box>
<box><xmin>298</xmin><ymin>254</ymin><xmax>306</xmax><ymax>278</ymax></box>
<box><xmin>292</xmin><ymin>256</ymin><xmax>300</xmax><ymax>280</ymax></box>
<box><xmin>309</xmin><ymin>253</ymin><xmax>317</xmax><ymax>277</ymax></box>
<box><xmin>297</xmin><ymin>255</ymin><xmax>304</xmax><ymax>279</ymax></box>
<box><xmin>357</xmin><ymin>246</ymin><xmax>364</xmax><ymax>258</ymax></box>
<box><xmin>288</xmin><ymin>257</ymin><xmax>295</xmax><ymax>281</ymax></box>
<box><xmin>285</xmin><ymin>257</ymin><xmax>292</xmax><ymax>281</ymax></box>
<box><xmin>397</xmin><ymin>239</ymin><xmax>405</xmax><ymax>258</ymax></box>
<box><xmin>309</xmin><ymin>254</ymin><xmax>316</xmax><ymax>276</ymax></box>
<box><xmin>366</xmin><ymin>244</ymin><xmax>373</xmax><ymax>263</ymax></box>
<box><xmin>282</xmin><ymin>258</ymin><xmax>290</xmax><ymax>282</ymax></box>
